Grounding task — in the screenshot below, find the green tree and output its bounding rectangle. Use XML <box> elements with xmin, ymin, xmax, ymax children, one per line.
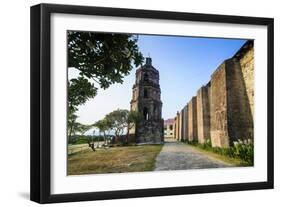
<box><xmin>126</xmin><ymin>111</ymin><xmax>142</xmax><ymax>143</ymax></box>
<box><xmin>105</xmin><ymin>109</ymin><xmax>129</xmax><ymax>143</ymax></box>
<box><xmin>77</xmin><ymin>123</ymin><xmax>93</xmax><ymax>136</ymax></box>
<box><xmin>68</xmin><ymin>120</ymin><xmax>93</xmax><ymax>144</ymax></box>
<box><xmin>105</xmin><ymin>109</ymin><xmax>141</xmax><ymax>144</ymax></box>
<box><xmin>67</xmin><ymin>32</ymin><xmax>143</xmax><ymax>142</ymax></box>
<box><xmin>68</xmin><ymin>113</ymin><xmax>78</xmax><ymax>143</ymax></box>
<box><xmin>94</xmin><ymin>118</ymin><xmax>112</xmax><ymax>147</ymax></box>
<box><xmin>67</xmin><ymin>77</ymin><xmax>96</xmax><ymax>141</ymax></box>
<box><xmin>68</xmin><ymin>32</ymin><xmax>143</xmax><ymax>82</ymax></box>
<box><xmin>68</xmin><ymin>76</ymin><xmax>97</xmax><ymax>117</ymax></box>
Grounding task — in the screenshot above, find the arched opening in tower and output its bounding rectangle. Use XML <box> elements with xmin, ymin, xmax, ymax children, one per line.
<box><xmin>153</xmin><ymin>103</ymin><xmax>157</xmax><ymax>115</ymax></box>
<box><xmin>143</xmin><ymin>107</ymin><xmax>149</xmax><ymax>121</ymax></box>
<box><xmin>143</xmin><ymin>73</ymin><xmax>149</xmax><ymax>82</ymax></box>
<box><xmin>144</xmin><ymin>88</ymin><xmax>148</xmax><ymax>98</ymax></box>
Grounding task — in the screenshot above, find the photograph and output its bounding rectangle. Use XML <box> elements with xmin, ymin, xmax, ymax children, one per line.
<box><xmin>67</xmin><ymin>31</ymin><xmax>254</xmax><ymax>175</ymax></box>
<box><xmin>30</xmin><ymin>3</ymin><xmax>274</xmax><ymax>203</ymax></box>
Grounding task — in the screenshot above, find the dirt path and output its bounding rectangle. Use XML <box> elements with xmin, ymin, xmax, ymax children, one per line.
<box><xmin>154</xmin><ymin>140</ymin><xmax>232</xmax><ymax>171</ymax></box>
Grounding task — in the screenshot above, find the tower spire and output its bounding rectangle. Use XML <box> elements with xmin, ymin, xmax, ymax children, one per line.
<box><xmin>145</xmin><ymin>56</ymin><xmax>152</xmax><ymax>66</ymax></box>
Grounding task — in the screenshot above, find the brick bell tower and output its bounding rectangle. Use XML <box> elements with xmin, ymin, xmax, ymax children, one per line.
<box><xmin>130</xmin><ymin>57</ymin><xmax>164</xmax><ymax>144</ymax></box>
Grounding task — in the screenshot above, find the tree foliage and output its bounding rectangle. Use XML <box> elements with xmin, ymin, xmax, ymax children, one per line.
<box><xmin>68</xmin><ymin>76</ymin><xmax>97</xmax><ymax>114</ymax></box>
<box><xmin>105</xmin><ymin>109</ymin><xmax>129</xmax><ymax>141</ymax></box>
<box><xmin>67</xmin><ymin>113</ymin><xmax>78</xmax><ymax>142</ymax></box>
<box><xmin>67</xmin><ymin>115</ymin><xmax>93</xmax><ymax>144</ymax></box>
<box><xmin>94</xmin><ymin>118</ymin><xmax>112</xmax><ymax>146</ymax></box>
<box><xmin>104</xmin><ymin>109</ymin><xmax>141</xmax><ymax>144</ymax></box>
<box><xmin>127</xmin><ymin>111</ymin><xmax>142</xmax><ymax>131</ymax></box>
<box><xmin>126</xmin><ymin>110</ymin><xmax>142</xmax><ymax>144</ymax></box>
<box><xmin>77</xmin><ymin>123</ymin><xmax>93</xmax><ymax>135</ymax></box>
<box><xmin>68</xmin><ymin>31</ymin><xmax>143</xmax><ymax>88</ymax></box>
<box><xmin>67</xmin><ymin>31</ymin><xmax>143</xmax><ymax>141</ymax></box>
<box><xmin>94</xmin><ymin>118</ymin><xmax>112</xmax><ymax>133</ymax></box>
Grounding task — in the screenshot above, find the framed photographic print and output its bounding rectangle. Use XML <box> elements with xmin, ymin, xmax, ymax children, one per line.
<box><xmin>30</xmin><ymin>3</ymin><xmax>274</xmax><ymax>203</ymax></box>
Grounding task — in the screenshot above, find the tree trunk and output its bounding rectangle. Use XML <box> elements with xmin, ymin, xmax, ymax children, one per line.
<box><xmin>98</xmin><ymin>132</ymin><xmax>100</xmax><ymax>148</ymax></box>
<box><xmin>68</xmin><ymin>120</ymin><xmax>75</xmax><ymax>144</ymax></box>
<box><xmin>120</xmin><ymin>129</ymin><xmax>125</xmax><ymax>145</ymax></box>
<box><xmin>90</xmin><ymin>142</ymin><xmax>96</xmax><ymax>151</ymax></box>
<box><xmin>103</xmin><ymin>132</ymin><xmax>108</xmax><ymax>147</ymax></box>
<box><xmin>126</xmin><ymin>124</ymin><xmax>130</xmax><ymax>144</ymax></box>
<box><xmin>112</xmin><ymin>136</ymin><xmax>115</xmax><ymax>144</ymax></box>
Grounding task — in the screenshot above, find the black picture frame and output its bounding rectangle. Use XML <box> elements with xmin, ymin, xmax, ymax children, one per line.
<box><xmin>30</xmin><ymin>3</ymin><xmax>274</xmax><ymax>204</ymax></box>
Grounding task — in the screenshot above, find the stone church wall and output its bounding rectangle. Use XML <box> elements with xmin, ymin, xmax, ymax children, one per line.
<box><xmin>188</xmin><ymin>96</ymin><xmax>198</xmax><ymax>141</ymax></box>
<box><xmin>179</xmin><ymin>110</ymin><xmax>183</xmax><ymax>140</ymax></box>
<box><xmin>173</xmin><ymin>117</ymin><xmax>177</xmax><ymax>139</ymax></box>
<box><xmin>210</xmin><ymin>55</ymin><xmax>254</xmax><ymax>147</ymax></box>
<box><xmin>226</xmin><ymin>48</ymin><xmax>254</xmax><ymax>144</ymax></box>
<box><xmin>197</xmin><ymin>84</ymin><xmax>210</xmax><ymax>144</ymax></box>
<box><xmin>182</xmin><ymin>105</ymin><xmax>189</xmax><ymax>141</ymax></box>
<box><xmin>174</xmin><ymin>112</ymin><xmax>180</xmax><ymax>140</ymax></box>
<box><xmin>176</xmin><ymin>112</ymin><xmax>180</xmax><ymax>140</ymax></box>
<box><xmin>210</xmin><ymin>61</ymin><xmax>229</xmax><ymax>147</ymax></box>
<box><xmin>238</xmin><ymin>42</ymin><xmax>254</xmax><ymax>121</ymax></box>
<box><xmin>174</xmin><ymin>40</ymin><xmax>254</xmax><ymax>148</ymax></box>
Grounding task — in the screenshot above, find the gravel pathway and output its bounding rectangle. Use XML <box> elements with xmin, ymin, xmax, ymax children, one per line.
<box><xmin>154</xmin><ymin>140</ymin><xmax>232</xmax><ymax>171</ymax></box>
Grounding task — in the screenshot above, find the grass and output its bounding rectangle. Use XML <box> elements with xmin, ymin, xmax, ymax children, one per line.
<box><xmin>187</xmin><ymin>144</ymin><xmax>248</xmax><ymax>166</ymax></box>
<box><xmin>67</xmin><ymin>144</ymin><xmax>163</xmax><ymax>175</ymax></box>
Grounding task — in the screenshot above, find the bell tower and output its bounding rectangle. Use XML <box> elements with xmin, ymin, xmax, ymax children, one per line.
<box><xmin>130</xmin><ymin>57</ymin><xmax>163</xmax><ymax>143</ymax></box>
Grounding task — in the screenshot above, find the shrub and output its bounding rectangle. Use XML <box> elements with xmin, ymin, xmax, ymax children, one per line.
<box><xmin>69</xmin><ymin>135</ymin><xmax>107</xmax><ymax>145</ymax></box>
<box><xmin>233</xmin><ymin>139</ymin><xmax>254</xmax><ymax>165</ymax></box>
<box><xmin>186</xmin><ymin>138</ymin><xmax>254</xmax><ymax>166</ymax></box>
<box><xmin>201</xmin><ymin>139</ymin><xmax>212</xmax><ymax>150</ymax></box>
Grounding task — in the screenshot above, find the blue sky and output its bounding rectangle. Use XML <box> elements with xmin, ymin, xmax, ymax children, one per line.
<box><xmin>73</xmin><ymin>34</ymin><xmax>246</xmax><ymax>128</ymax></box>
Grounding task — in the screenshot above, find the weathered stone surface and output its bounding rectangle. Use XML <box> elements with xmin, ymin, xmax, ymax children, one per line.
<box><xmin>174</xmin><ymin>40</ymin><xmax>254</xmax><ymax>148</ymax></box>
<box><xmin>178</xmin><ymin>110</ymin><xmax>183</xmax><ymax>140</ymax></box>
<box><xmin>197</xmin><ymin>84</ymin><xmax>210</xmax><ymax>144</ymax></box>
<box><xmin>228</xmin><ymin>41</ymin><xmax>254</xmax><ymax>144</ymax></box>
<box><xmin>136</xmin><ymin>121</ymin><xmax>163</xmax><ymax>143</ymax></box>
<box><xmin>226</xmin><ymin>58</ymin><xmax>253</xmax><ymax>144</ymax></box>
<box><xmin>174</xmin><ymin>114</ymin><xmax>178</xmax><ymax>140</ymax></box>
<box><xmin>182</xmin><ymin>105</ymin><xmax>188</xmax><ymax>141</ymax></box>
<box><xmin>130</xmin><ymin>57</ymin><xmax>163</xmax><ymax>143</ymax></box>
<box><xmin>210</xmin><ymin>62</ymin><xmax>229</xmax><ymax>147</ymax></box>
<box><xmin>188</xmin><ymin>96</ymin><xmax>198</xmax><ymax>141</ymax></box>
<box><xmin>237</xmin><ymin>42</ymin><xmax>254</xmax><ymax>121</ymax></box>
<box><xmin>176</xmin><ymin>112</ymin><xmax>180</xmax><ymax>140</ymax></box>
<box><xmin>173</xmin><ymin>117</ymin><xmax>177</xmax><ymax>139</ymax></box>
<box><xmin>210</xmin><ymin>42</ymin><xmax>254</xmax><ymax>147</ymax></box>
